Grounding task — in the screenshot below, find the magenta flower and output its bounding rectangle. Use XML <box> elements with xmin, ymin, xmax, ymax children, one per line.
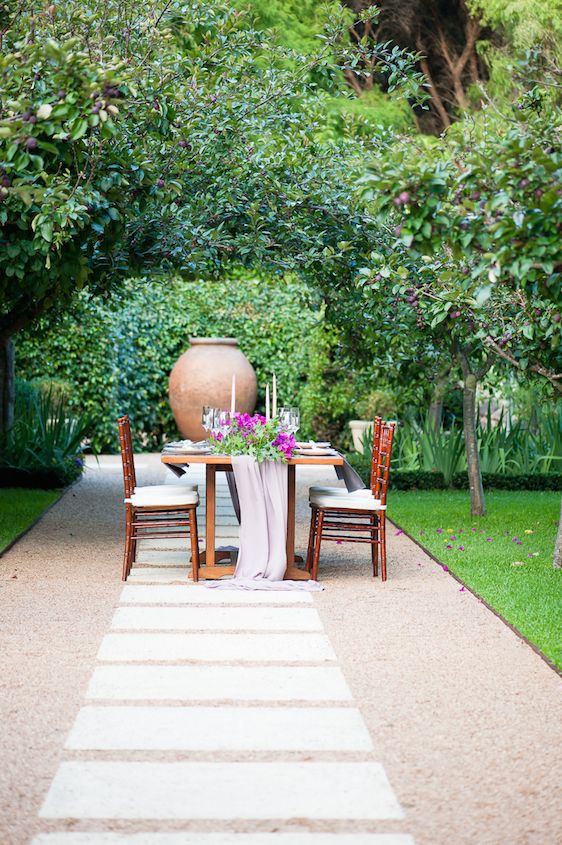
<box><xmin>450</xmin><ymin>535</ymin><xmax>456</xmax><ymax>540</ymax></box>
<box><xmin>458</xmin><ymin>546</ymin><xmax>465</xmax><ymax>551</ymax></box>
<box><xmin>459</xmin><ymin>586</ymin><xmax>466</xmax><ymax>592</ymax></box>
<box><xmin>442</xmin><ymin>564</ymin><xmax>449</xmax><ymax>571</ymax></box>
<box><xmin>471</xmin><ymin>527</ymin><xmax>477</xmax><ymax>533</ymax></box>
<box><xmin>437</xmin><ymin>528</ymin><xmax>443</xmax><ymax>534</ymax></box>
<box><xmin>446</xmin><ymin>544</ymin><xmax>453</xmax><ymax>550</ymax></box>
<box><xmin>486</xmin><ymin>537</ymin><xmax>493</xmax><ymax>542</ymax></box>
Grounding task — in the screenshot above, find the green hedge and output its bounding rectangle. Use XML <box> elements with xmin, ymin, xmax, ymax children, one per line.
<box><xmin>347</xmin><ymin>456</ymin><xmax>562</xmax><ymax>491</ymax></box>
<box><xmin>17</xmin><ymin>276</ymin><xmax>324</xmax><ymax>452</ymax></box>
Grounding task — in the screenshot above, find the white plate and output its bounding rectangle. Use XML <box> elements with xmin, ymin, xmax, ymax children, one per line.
<box><xmin>295</xmin><ymin>448</ymin><xmax>334</xmax><ymax>457</ymax></box>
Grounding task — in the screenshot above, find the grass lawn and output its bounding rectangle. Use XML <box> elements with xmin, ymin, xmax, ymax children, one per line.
<box><xmin>390</xmin><ymin>490</ymin><xmax>562</xmax><ymax>670</ymax></box>
<box><xmin>0</xmin><ymin>488</ymin><xmax>61</xmax><ymax>555</ymax></box>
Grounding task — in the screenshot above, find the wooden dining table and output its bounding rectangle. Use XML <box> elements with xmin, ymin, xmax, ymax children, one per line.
<box><xmin>160</xmin><ymin>451</ymin><xmax>344</xmax><ymax>580</ymax></box>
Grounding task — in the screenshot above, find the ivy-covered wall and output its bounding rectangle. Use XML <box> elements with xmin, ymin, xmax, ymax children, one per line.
<box><xmin>16</xmin><ymin>276</ymin><xmax>333</xmax><ymax>451</ymax></box>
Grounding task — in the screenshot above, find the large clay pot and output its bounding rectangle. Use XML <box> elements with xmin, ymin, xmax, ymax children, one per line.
<box><xmin>169</xmin><ymin>338</ymin><xmax>258</xmax><ymax>440</ymax></box>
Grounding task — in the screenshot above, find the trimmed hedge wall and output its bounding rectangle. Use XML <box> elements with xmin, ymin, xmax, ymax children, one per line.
<box><xmin>17</xmin><ymin>276</ymin><xmax>323</xmax><ymax>452</ymax></box>
<box><xmin>393</xmin><ymin>469</ymin><xmax>562</xmax><ymax>492</ymax></box>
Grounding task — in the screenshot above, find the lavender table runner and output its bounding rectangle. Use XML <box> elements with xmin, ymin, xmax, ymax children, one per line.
<box><xmin>224</xmin><ymin>455</ymin><xmax>365</xmax><ymax>524</ymax></box>
<box><xmin>206</xmin><ymin>456</ymin><xmax>322</xmax><ymax>591</ymax></box>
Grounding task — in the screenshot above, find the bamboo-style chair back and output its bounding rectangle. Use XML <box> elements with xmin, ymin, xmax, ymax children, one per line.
<box><xmin>118</xmin><ymin>415</ymin><xmax>136</xmax><ymax>499</ymax></box>
<box><xmin>368</xmin><ymin>416</ymin><xmax>382</xmax><ymax>491</ymax></box>
<box><xmin>370</xmin><ymin>420</ymin><xmax>396</xmax><ymax>505</ymax></box>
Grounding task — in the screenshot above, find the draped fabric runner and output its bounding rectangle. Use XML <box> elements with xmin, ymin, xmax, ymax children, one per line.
<box><xmin>225</xmin><ymin>455</ymin><xmax>365</xmax><ymax>524</ymax></box>
<box><xmin>206</xmin><ymin>456</ymin><xmax>322</xmax><ymax>591</ymax></box>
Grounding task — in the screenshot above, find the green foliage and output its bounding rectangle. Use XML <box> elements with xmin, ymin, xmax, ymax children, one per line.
<box><xmin>348</xmin><ymin>403</ymin><xmax>562</xmax><ymax>485</ymax></box>
<box><xmin>0</xmin><ymin>384</ymin><xmax>92</xmax><ymax>487</ymax></box>
<box><xmin>16</xmin><ymin>276</ymin><xmax>321</xmax><ymax>451</ymax></box>
<box><xmin>390</xmin><ymin>489</ymin><xmax>562</xmax><ymax>668</ymax></box>
<box><xmin>346</xmin><ymin>455</ymin><xmax>562</xmax><ymax>490</ymax></box>
<box><xmin>0</xmin><ymin>487</ymin><xmax>61</xmax><ymax>553</ymax></box>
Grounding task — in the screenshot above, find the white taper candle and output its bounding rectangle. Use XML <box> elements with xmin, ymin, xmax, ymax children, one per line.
<box><xmin>265</xmin><ymin>383</ymin><xmax>270</xmax><ymax>422</ymax></box>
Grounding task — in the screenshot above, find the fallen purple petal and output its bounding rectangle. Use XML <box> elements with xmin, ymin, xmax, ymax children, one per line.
<box><xmin>442</xmin><ymin>564</ymin><xmax>449</xmax><ymax>571</ymax></box>
<box><xmin>395</xmin><ymin>529</ymin><xmax>404</xmax><ymax>536</ymax></box>
<box><xmin>458</xmin><ymin>546</ymin><xmax>465</xmax><ymax>551</ymax></box>
<box><xmin>446</xmin><ymin>544</ymin><xmax>453</xmax><ymax>549</ymax></box>
<box><xmin>436</xmin><ymin>528</ymin><xmax>443</xmax><ymax>534</ymax></box>
<box><xmin>459</xmin><ymin>586</ymin><xmax>466</xmax><ymax>592</ymax></box>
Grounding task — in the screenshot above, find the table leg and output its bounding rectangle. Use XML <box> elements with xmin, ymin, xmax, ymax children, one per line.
<box><xmin>284</xmin><ymin>464</ymin><xmax>310</xmax><ymax>580</ymax></box>
<box><xmin>205</xmin><ymin>464</ymin><xmax>216</xmax><ymax>567</ymax></box>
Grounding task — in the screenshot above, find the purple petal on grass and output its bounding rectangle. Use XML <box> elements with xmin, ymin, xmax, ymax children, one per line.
<box><xmin>471</xmin><ymin>527</ymin><xmax>477</xmax><ymax>532</ymax></box>
<box><xmin>486</xmin><ymin>538</ymin><xmax>493</xmax><ymax>542</ymax></box>
<box><xmin>458</xmin><ymin>546</ymin><xmax>465</xmax><ymax>551</ymax></box>
<box><xmin>395</xmin><ymin>529</ymin><xmax>404</xmax><ymax>536</ymax></box>
<box><xmin>527</xmin><ymin>553</ymin><xmax>534</xmax><ymax>558</ymax></box>
<box><xmin>442</xmin><ymin>564</ymin><xmax>449</xmax><ymax>571</ymax></box>
<box><xmin>512</xmin><ymin>537</ymin><xmax>519</xmax><ymax>542</ymax></box>
<box><xmin>516</xmin><ymin>540</ymin><xmax>523</xmax><ymax>545</ymax></box>
<box><xmin>436</xmin><ymin>528</ymin><xmax>443</xmax><ymax>534</ymax></box>
<box><xmin>450</xmin><ymin>535</ymin><xmax>456</xmax><ymax>540</ymax></box>
<box><xmin>446</xmin><ymin>544</ymin><xmax>453</xmax><ymax>549</ymax></box>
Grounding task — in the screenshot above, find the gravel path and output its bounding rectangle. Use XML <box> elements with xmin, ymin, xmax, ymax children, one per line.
<box><xmin>1</xmin><ymin>455</ymin><xmax>560</xmax><ymax>845</ymax></box>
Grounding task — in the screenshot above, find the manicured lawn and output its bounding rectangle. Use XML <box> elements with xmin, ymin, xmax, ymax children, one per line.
<box><xmin>390</xmin><ymin>490</ymin><xmax>562</xmax><ymax>670</ymax></box>
<box><xmin>0</xmin><ymin>488</ymin><xmax>61</xmax><ymax>554</ymax></box>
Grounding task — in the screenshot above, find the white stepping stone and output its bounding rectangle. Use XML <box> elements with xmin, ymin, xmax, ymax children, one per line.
<box><xmin>65</xmin><ymin>706</ymin><xmax>373</xmax><ymax>751</ymax></box>
<box><xmin>111</xmin><ymin>606</ymin><xmax>322</xmax><ymax>632</ymax></box>
<box><xmin>119</xmin><ymin>585</ymin><xmax>313</xmax><ymax>604</ymax></box>
<box><xmin>138</xmin><ymin>540</ymin><xmax>187</xmax><ymax>551</ymax></box>
<box><xmin>136</xmin><ymin>551</ymin><xmax>189</xmax><ymax>564</ymax></box>
<box><xmin>128</xmin><ymin>568</ymin><xmax>190</xmax><ymax>583</ymax></box>
<box><xmin>33</xmin><ymin>834</ymin><xmax>416</xmax><ymax>844</ymax></box>
<box><xmin>97</xmin><ymin>633</ymin><xmax>335</xmax><ymax>663</ymax></box>
<box><xmin>87</xmin><ymin>665</ymin><xmax>352</xmax><ymax>701</ymax></box>
<box><xmin>40</xmin><ymin>761</ymin><xmax>404</xmax><ymax>820</ymax></box>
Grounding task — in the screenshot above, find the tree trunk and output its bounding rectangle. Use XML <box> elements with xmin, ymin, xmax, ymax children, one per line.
<box><xmin>0</xmin><ymin>335</ymin><xmax>15</xmax><ymax>435</ymax></box>
<box><xmin>462</xmin><ymin>372</ymin><xmax>486</xmax><ymax>516</ymax></box>
<box><xmin>554</xmin><ymin>497</ymin><xmax>562</xmax><ymax>569</ymax></box>
<box><xmin>428</xmin><ymin>369</ymin><xmax>449</xmax><ymax>430</ymax></box>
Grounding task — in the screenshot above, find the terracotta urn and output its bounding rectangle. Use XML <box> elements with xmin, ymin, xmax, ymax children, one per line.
<box><xmin>169</xmin><ymin>338</ymin><xmax>258</xmax><ymax>439</ymax></box>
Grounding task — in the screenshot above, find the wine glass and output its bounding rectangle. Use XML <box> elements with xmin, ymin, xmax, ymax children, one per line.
<box><xmin>201</xmin><ymin>406</ymin><xmax>214</xmax><ymax>438</ymax></box>
<box><xmin>278</xmin><ymin>406</ymin><xmax>291</xmax><ymax>432</ymax></box>
<box><xmin>217</xmin><ymin>409</ymin><xmax>231</xmax><ymax>437</ymax></box>
<box><xmin>289</xmin><ymin>407</ymin><xmax>300</xmax><ymax>435</ymax></box>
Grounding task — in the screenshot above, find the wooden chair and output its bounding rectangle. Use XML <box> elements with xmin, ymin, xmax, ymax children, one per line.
<box><xmin>306</xmin><ymin>419</ymin><xmax>396</xmax><ymax>581</ymax></box>
<box><xmin>118</xmin><ymin>415</ymin><xmax>200</xmax><ymax>581</ymax></box>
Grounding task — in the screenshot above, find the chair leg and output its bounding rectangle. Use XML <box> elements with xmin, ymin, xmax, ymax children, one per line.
<box><xmin>311</xmin><ymin>510</ymin><xmax>324</xmax><ymax>581</ymax></box>
<box><xmin>305</xmin><ymin>507</ymin><xmax>317</xmax><ymax>573</ymax></box>
<box><xmin>371</xmin><ymin>513</ymin><xmax>378</xmax><ymax>578</ymax></box>
<box><xmin>122</xmin><ymin>512</ymin><xmax>134</xmax><ymax>581</ymax></box>
<box><xmin>379</xmin><ymin>513</ymin><xmax>387</xmax><ymax>581</ymax></box>
<box><xmin>190</xmin><ymin>506</ymin><xmax>200</xmax><ymax>582</ymax></box>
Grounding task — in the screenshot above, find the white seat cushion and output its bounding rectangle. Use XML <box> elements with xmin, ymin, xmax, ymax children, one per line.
<box><xmin>309</xmin><ymin>491</ymin><xmax>384</xmax><ymax>511</ymax></box>
<box><xmin>309</xmin><ymin>485</ymin><xmax>369</xmax><ymax>497</ymax></box>
<box><xmin>126</xmin><ymin>488</ymin><xmax>199</xmax><ymax>507</ymax></box>
<box><xmin>133</xmin><ymin>484</ymin><xmax>198</xmax><ymax>495</ymax></box>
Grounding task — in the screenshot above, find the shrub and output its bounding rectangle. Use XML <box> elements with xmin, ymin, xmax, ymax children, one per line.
<box><xmin>17</xmin><ymin>276</ymin><xmax>321</xmax><ymax>452</ymax></box>
<box><xmin>0</xmin><ymin>384</ymin><xmax>92</xmax><ymax>488</ymax></box>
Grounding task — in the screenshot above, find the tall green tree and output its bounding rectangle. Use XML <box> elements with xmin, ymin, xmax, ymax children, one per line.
<box><xmin>0</xmin><ymin>0</ymin><xmax>419</xmax><ymax>432</ymax></box>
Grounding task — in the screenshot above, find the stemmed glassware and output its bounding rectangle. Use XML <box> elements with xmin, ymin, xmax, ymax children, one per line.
<box><xmin>279</xmin><ymin>406</ymin><xmax>300</xmax><ymax>435</ymax></box>
<box><xmin>201</xmin><ymin>406</ymin><xmax>215</xmax><ymax>438</ymax></box>
<box><xmin>202</xmin><ymin>407</ymin><xmax>232</xmax><ymax>441</ymax></box>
